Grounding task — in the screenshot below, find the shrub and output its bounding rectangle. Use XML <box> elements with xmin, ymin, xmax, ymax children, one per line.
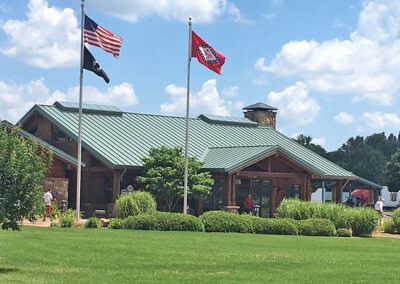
<box><xmin>297</xmin><ymin>218</ymin><xmax>336</xmax><ymax>236</ymax></box>
<box><xmin>277</xmin><ymin>199</ymin><xmax>349</xmax><ymax>229</ymax></box>
<box><xmin>154</xmin><ymin>212</ymin><xmax>203</xmax><ymax>232</ymax></box>
<box><xmin>84</xmin><ymin>217</ymin><xmax>101</xmax><ymax>229</ymax></box>
<box><xmin>382</xmin><ymin>219</ymin><xmax>395</xmax><ymax>234</ymax></box>
<box><xmin>59</xmin><ymin>215</ymin><xmax>75</xmax><ymax>228</ymax></box>
<box><xmin>347</xmin><ymin>207</ymin><xmax>379</xmax><ymax>237</ymax></box>
<box><xmin>336</xmin><ymin>228</ymin><xmax>352</xmax><ymax>237</ymax></box>
<box><xmin>123</xmin><ymin>212</ymin><xmax>203</xmax><ymax>232</ymax></box>
<box><xmin>200</xmin><ymin>211</ymin><xmax>252</xmax><ymax>233</ymax></box>
<box><xmin>58</xmin><ymin>209</ymin><xmax>77</xmax><ymax>228</ymax></box>
<box><xmin>109</xmin><ymin>218</ymin><xmax>124</xmax><ymax>230</ymax></box>
<box><xmin>253</xmin><ymin>218</ymin><xmax>298</xmax><ymax>235</ymax></box>
<box><xmin>123</xmin><ymin>214</ymin><xmax>158</xmax><ymax>230</ymax></box>
<box><xmin>114</xmin><ymin>191</ymin><xmax>156</xmax><ymax>218</ymax></box>
<box><xmin>392</xmin><ymin>209</ymin><xmax>400</xmax><ymax>233</ymax></box>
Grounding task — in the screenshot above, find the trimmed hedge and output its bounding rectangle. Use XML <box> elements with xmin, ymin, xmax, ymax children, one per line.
<box><xmin>122</xmin><ymin>212</ymin><xmax>203</xmax><ymax>232</ymax></box>
<box><xmin>336</xmin><ymin>228</ymin><xmax>352</xmax><ymax>237</ymax></box>
<box><xmin>200</xmin><ymin>211</ymin><xmax>254</xmax><ymax>233</ymax></box>
<box><xmin>296</xmin><ymin>218</ymin><xmax>336</xmax><ymax>236</ymax></box>
<box><xmin>200</xmin><ymin>211</ymin><xmax>298</xmax><ymax>235</ymax></box>
<box><xmin>252</xmin><ymin>218</ymin><xmax>298</xmax><ymax>235</ymax></box>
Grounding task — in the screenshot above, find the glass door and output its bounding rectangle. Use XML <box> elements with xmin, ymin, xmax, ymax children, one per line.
<box><xmin>235</xmin><ymin>178</ymin><xmax>272</xmax><ymax>217</ymax></box>
<box><xmin>252</xmin><ymin>179</ymin><xmax>272</xmax><ymax>217</ymax></box>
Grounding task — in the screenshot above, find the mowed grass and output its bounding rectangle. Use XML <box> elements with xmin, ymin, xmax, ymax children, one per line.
<box><xmin>1</xmin><ymin>226</ymin><xmax>399</xmax><ymax>283</ymax></box>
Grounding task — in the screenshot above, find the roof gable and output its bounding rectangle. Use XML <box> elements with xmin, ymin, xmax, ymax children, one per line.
<box><xmin>1</xmin><ymin>120</ymin><xmax>80</xmax><ymax>166</ymax></box>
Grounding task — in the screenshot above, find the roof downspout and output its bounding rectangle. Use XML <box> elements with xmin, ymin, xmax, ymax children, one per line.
<box><xmin>339</xmin><ymin>179</ymin><xmax>351</xmax><ymax>201</ymax></box>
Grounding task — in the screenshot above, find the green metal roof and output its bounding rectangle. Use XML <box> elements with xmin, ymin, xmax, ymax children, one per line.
<box><xmin>19</xmin><ymin>102</ymin><xmax>356</xmax><ymax>179</ymax></box>
<box><xmin>202</xmin><ymin>145</ymin><xmax>277</xmax><ymax>173</ymax></box>
<box><xmin>1</xmin><ymin>120</ymin><xmax>80</xmax><ymax>166</ymax></box>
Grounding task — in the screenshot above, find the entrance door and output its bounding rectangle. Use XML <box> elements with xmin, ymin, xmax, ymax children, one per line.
<box><xmin>235</xmin><ymin>178</ymin><xmax>272</xmax><ymax>217</ymax></box>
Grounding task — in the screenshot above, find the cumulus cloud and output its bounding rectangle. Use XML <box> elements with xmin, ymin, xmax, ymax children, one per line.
<box><xmin>92</xmin><ymin>0</ymin><xmax>243</xmax><ymax>23</ymax></box>
<box><xmin>160</xmin><ymin>79</ymin><xmax>242</xmax><ymax>116</ymax></box>
<box><xmin>334</xmin><ymin>112</ymin><xmax>355</xmax><ymax>124</ymax></box>
<box><xmin>256</xmin><ymin>0</ymin><xmax>400</xmax><ymax>106</ymax></box>
<box><xmin>0</xmin><ymin>79</ymin><xmax>138</xmax><ymax>123</ymax></box>
<box><xmin>311</xmin><ymin>137</ymin><xmax>327</xmax><ymax>148</ymax></box>
<box><xmin>361</xmin><ymin>112</ymin><xmax>400</xmax><ymax>129</ymax></box>
<box><xmin>267</xmin><ymin>81</ymin><xmax>320</xmax><ymax>126</ymax></box>
<box><xmin>1</xmin><ymin>0</ymin><xmax>80</xmax><ymax>68</ymax></box>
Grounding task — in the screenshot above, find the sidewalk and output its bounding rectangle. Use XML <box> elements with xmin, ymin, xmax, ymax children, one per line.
<box><xmin>21</xmin><ymin>219</ymin><xmax>52</xmax><ymax>227</ymax></box>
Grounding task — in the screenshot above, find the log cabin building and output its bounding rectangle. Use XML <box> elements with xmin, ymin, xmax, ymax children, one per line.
<box><xmin>14</xmin><ymin>101</ymin><xmax>380</xmax><ymax>217</ymax></box>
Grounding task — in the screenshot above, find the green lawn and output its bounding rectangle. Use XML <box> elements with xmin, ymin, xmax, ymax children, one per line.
<box><xmin>1</xmin><ymin>226</ymin><xmax>399</xmax><ymax>283</ymax></box>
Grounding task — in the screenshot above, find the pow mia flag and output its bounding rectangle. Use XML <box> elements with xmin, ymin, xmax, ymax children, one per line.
<box><xmin>83</xmin><ymin>46</ymin><xmax>110</xmax><ymax>83</ymax></box>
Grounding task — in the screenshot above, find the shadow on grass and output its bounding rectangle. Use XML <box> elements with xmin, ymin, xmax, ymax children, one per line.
<box><xmin>0</xmin><ymin>267</ymin><xmax>19</xmax><ymax>274</ymax></box>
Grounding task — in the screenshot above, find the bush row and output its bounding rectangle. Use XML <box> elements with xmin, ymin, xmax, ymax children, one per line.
<box><xmin>277</xmin><ymin>199</ymin><xmax>379</xmax><ymax>236</ymax></box>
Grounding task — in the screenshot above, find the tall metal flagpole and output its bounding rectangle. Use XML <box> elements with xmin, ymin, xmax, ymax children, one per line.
<box><xmin>183</xmin><ymin>18</ymin><xmax>192</xmax><ymax>214</ymax></box>
<box><xmin>76</xmin><ymin>0</ymin><xmax>85</xmax><ymax>222</ymax></box>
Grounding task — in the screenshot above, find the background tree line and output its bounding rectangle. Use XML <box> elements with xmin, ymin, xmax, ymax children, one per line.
<box><xmin>295</xmin><ymin>133</ymin><xmax>400</xmax><ymax>191</ymax></box>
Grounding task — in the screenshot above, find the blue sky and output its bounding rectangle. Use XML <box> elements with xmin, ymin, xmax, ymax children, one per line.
<box><xmin>1</xmin><ymin>0</ymin><xmax>400</xmax><ymax>151</ymax></box>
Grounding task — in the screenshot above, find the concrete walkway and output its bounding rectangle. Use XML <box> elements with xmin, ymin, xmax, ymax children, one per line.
<box><xmin>20</xmin><ymin>219</ymin><xmax>52</xmax><ymax>227</ymax></box>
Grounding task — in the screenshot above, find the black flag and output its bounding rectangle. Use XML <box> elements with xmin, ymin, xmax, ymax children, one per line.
<box><xmin>83</xmin><ymin>46</ymin><xmax>110</xmax><ymax>83</ymax></box>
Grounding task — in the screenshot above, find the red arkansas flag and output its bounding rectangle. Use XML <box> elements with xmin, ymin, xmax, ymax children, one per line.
<box><xmin>191</xmin><ymin>31</ymin><xmax>225</xmax><ymax>75</ymax></box>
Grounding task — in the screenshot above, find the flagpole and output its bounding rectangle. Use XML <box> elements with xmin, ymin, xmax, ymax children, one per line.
<box><xmin>76</xmin><ymin>0</ymin><xmax>85</xmax><ymax>222</ymax></box>
<box><xmin>183</xmin><ymin>18</ymin><xmax>192</xmax><ymax>214</ymax></box>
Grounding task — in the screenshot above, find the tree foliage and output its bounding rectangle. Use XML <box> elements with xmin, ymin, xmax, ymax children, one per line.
<box><xmin>296</xmin><ymin>132</ymin><xmax>400</xmax><ymax>189</ymax></box>
<box><xmin>136</xmin><ymin>146</ymin><xmax>213</xmax><ymax>212</ymax></box>
<box><xmin>294</xmin><ymin>134</ymin><xmax>327</xmax><ymax>158</ymax></box>
<box><xmin>0</xmin><ymin>126</ymin><xmax>52</xmax><ymax>230</ymax></box>
<box><xmin>384</xmin><ymin>149</ymin><xmax>400</xmax><ymax>192</ymax></box>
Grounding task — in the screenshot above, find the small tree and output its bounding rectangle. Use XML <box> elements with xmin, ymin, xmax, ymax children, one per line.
<box><xmin>136</xmin><ymin>146</ymin><xmax>213</xmax><ymax>212</ymax></box>
<box><xmin>0</xmin><ymin>125</ymin><xmax>52</xmax><ymax>230</ymax></box>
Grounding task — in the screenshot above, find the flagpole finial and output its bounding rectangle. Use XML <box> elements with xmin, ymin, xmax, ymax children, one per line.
<box><xmin>188</xmin><ymin>17</ymin><xmax>192</xmax><ymax>25</ymax></box>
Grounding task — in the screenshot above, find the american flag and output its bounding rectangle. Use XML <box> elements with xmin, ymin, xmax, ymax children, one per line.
<box><xmin>84</xmin><ymin>14</ymin><xmax>122</xmax><ymax>58</ymax></box>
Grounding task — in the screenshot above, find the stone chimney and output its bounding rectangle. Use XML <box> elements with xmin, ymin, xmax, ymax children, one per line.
<box><xmin>243</xmin><ymin>102</ymin><xmax>278</xmax><ymax>128</ymax></box>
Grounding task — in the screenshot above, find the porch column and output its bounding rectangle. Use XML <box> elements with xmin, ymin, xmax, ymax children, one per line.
<box><xmin>112</xmin><ymin>170</ymin><xmax>120</xmax><ymax>202</ymax></box>
<box><xmin>227</xmin><ymin>174</ymin><xmax>233</xmax><ymax>205</ymax></box>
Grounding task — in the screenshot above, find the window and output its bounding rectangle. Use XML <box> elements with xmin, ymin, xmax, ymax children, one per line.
<box><xmin>51</xmin><ymin>125</ymin><xmax>65</xmax><ymax>142</ymax></box>
<box><xmin>103</xmin><ymin>176</ymin><xmax>113</xmax><ymax>203</ymax></box>
<box><xmin>203</xmin><ymin>178</ymin><xmax>223</xmax><ymax>211</ymax></box>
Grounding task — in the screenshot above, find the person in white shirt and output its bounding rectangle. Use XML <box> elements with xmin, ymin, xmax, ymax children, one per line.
<box><xmin>374</xmin><ymin>197</ymin><xmax>384</xmax><ymax>218</ymax></box>
<box><xmin>43</xmin><ymin>189</ymin><xmax>53</xmax><ymax>221</ymax></box>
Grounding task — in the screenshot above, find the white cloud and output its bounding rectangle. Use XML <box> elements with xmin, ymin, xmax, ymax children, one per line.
<box><xmin>311</xmin><ymin>137</ymin><xmax>327</xmax><ymax>148</ymax></box>
<box><xmin>361</xmin><ymin>111</ymin><xmax>400</xmax><ymax>129</ymax></box>
<box><xmin>92</xmin><ymin>0</ymin><xmax>241</xmax><ymax>23</ymax></box>
<box><xmin>221</xmin><ymin>86</ymin><xmax>239</xmax><ymax>97</ymax></box>
<box><xmin>255</xmin><ymin>0</ymin><xmax>400</xmax><ymax>106</ymax></box>
<box><xmin>160</xmin><ymin>79</ymin><xmax>242</xmax><ymax>116</ymax></box>
<box><xmin>65</xmin><ymin>83</ymin><xmax>138</xmax><ymax>107</ymax></box>
<box><xmin>1</xmin><ymin>0</ymin><xmax>80</xmax><ymax>68</ymax></box>
<box><xmin>0</xmin><ymin>78</ymin><xmax>63</xmax><ymax>123</ymax></box>
<box><xmin>0</xmin><ymin>79</ymin><xmax>138</xmax><ymax>123</ymax></box>
<box><xmin>267</xmin><ymin>81</ymin><xmax>320</xmax><ymax>126</ymax></box>
<box><xmin>334</xmin><ymin>112</ymin><xmax>355</xmax><ymax>124</ymax></box>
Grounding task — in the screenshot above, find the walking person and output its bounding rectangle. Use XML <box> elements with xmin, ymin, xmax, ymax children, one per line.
<box><xmin>43</xmin><ymin>189</ymin><xmax>53</xmax><ymax>221</ymax></box>
<box><xmin>374</xmin><ymin>197</ymin><xmax>384</xmax><ymax>222</ymax></box>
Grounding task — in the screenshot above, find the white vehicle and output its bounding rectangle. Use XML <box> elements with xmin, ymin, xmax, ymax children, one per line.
<box><xmin>380</xmin><ymin>186</ymin><xmax>400</xmax><ymax>208</ymax></box>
